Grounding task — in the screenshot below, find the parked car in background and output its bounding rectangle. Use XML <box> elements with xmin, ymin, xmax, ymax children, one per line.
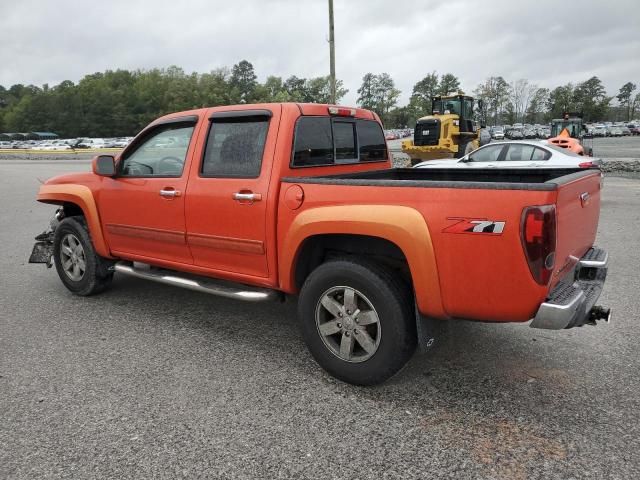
<box><xmin>37</xmin><ymin>142</ymin><xmax>73</xmax><ymax>151</ymax></box>
<box><xmin>620</xmin><ymin>126</ymin><xmax>631</xmax><ymax>136</ymax></box>
<box><xmin>523</xmin><ymin>127</ymin><xmax>537</xmax><ymax>139</ymax></box>
<box><xmin>103</xmin><ymin>138</ymin><xmax>131</xmax><ymax>148</ymax></box>
<box><xmin>506</xmin><ymin>129</ymin><xmax>524</xmax><ymax>140</ymax></box>
<box><xmin>609</xmin><ymin>127</ymin><xmax>623</xmax><ymax>137</ymax></box>
<box><xmin>594</xmin><ymin>126</ymin><xmax>607</xmax><ymax>137</ymax></box>
<box><xmin>490</xmin><ymin>126</ymin><xmax>505</xmax><ymax>140</ymax></box>
<box><xmin>414</xmin><ymin>141</ymin><xmax>601</xmax><ymax>169</ymax></box>
<box><xmin>77</xmin><ymin>138</ymin><xmax>107</xmax><ymax>149</ymax></box>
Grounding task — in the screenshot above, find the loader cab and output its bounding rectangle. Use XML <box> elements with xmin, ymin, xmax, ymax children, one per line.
<box><xmin>551</xmin><ymin>113</ymin><xmax>586</xmax><ymax>139</ymax></box>
<box><xmin>432</xmin><ymin>95</ymin><xmax>475</xmax><ymax>133</ymax></box>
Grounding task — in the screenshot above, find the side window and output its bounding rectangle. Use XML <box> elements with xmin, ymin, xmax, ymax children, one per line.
<box><xmin>120</xmin><ymin>124</ymin><xmax>194</xmax><ymax>177</ymax></box>
<box><xmin>468</xmin><ymin>145</ymin><xmax>504</xmax><ymax>162</ymax></box>
<box><xmin>505</xmin><ymin>144</ymin><xmax>533</xmax><ymax>161</ymax></box>
<box><xmin>201</xmin><ymin>118</ymin><xmax>269</xmax><ymax>178</ymax></box>
<box><xmin>293</xmin><ymin>117</ymin><xmax>334</xmax><ymax>167</ymax></box>
<box><xmin>358</xmin><ymin>120</ymin><xmax>387</xmax><ymax>161</ymax></box>
<box><xmin>292</xmin><ymin>116</ymin><xmax>388</xmax><ymax>167</ymax></box>
<box><xmin>503</xmin><ymin>144</ymin><xmax>551</xmax><ymax>162</ymax></box>
<box><xmin>531</xmin><ymin>147</ymin><xmax>551</xmax><ymax>161</ymax></box>
<box><xmin>333</xmin><ymin>122</ymin><xmax>356</xmax><ymax>162</ymax></box>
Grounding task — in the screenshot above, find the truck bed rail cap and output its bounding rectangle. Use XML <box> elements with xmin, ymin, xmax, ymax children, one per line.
<box><xmin>281</xmin><ymin>176</ymin><xmax>558</xmax><ymax>191</ymax></box>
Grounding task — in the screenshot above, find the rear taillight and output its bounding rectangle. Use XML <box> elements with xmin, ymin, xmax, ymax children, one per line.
<box><xmin>521</xmin><ymin>205</ymin><xmax>556</xmax><ymax>285</ymax></box>
<box><xmin>579</xmin><ymin>161</ymin><xmax>595</xmax><ymax>168</ymax></box>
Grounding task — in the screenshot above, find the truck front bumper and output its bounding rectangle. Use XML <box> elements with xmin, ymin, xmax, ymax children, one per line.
<box><xmin>530</xmin><ymin>247</ymin><xmax>610</xmax><ymax>330</ymax></box>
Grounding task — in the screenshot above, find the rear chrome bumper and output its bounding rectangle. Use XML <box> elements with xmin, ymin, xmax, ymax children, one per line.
<box><xmin>530</xmin><ymin>247</ymin><xmax>610</xmax><ymax>330</ymax></box>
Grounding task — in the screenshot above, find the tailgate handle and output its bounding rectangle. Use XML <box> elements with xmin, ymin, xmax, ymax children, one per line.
<box><xmin>580</xmin><ymin>192</ymin><xmax>591</xmax><ymax>207</ymax></box>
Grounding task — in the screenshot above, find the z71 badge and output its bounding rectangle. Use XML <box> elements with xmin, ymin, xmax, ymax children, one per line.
<box><xmin>443</xmin><ymin>217</ymin><xmax>506</xmax><ymax>235</ymax></box>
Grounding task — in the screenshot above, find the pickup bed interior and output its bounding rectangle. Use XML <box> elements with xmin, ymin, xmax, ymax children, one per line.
<box><xmin>284</xmin><ymin>167</ymin><xmax>596</xmax><ymax>190</ymax></box>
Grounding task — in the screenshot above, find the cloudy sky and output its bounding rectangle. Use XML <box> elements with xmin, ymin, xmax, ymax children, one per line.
<box><xmin>1</xmin><ymin>0</ymin><xmax>639</xmax><ymax>105</ymax></box>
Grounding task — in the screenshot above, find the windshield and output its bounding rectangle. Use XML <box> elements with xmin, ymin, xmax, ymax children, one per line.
<box><xmin>433</xmin><ymin>97</ymin><xmax>473</xmax><ymax>118</ymax></box>
<box><xmin>551</xmin><ymin>120</ymin><xmax>582</xmax><ymax>137</ymax></box>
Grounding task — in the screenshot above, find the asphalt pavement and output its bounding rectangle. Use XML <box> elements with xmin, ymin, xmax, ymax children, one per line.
<box><xmin>1</xmin><ymin>159</ymin><xmax>639</xmax><ymax>479</ymax></box>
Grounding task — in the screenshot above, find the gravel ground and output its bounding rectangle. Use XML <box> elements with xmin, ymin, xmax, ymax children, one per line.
<box><xmin>1</xmin><ymin>159</ymin><xmax>639</xmax><ymax>479</ymax></box>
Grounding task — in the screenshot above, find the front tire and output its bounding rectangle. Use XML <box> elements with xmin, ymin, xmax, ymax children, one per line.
<box><xmin>298</xmin><ymin>259</ymin><xmax>416</xmax><ymax>386</ymax></box>
<box><xmin>53</xmin><ymin>216</ymin><xmax>113</xmax><ymax>296</ymax></box>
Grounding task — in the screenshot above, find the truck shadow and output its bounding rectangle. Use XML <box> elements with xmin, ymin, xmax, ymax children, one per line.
<box><xmin>41</xmin><ymin>272</ymin><xmax>610</xmax><ymax>478</ymax></box>
<box><xmin>104</xmin><ymin>275</ymin><xmax>583</xmax><ymax>398</ymax></box>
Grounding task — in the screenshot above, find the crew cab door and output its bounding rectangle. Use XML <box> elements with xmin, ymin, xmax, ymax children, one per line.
<box><xmin>98</xmin><ymin>116</ymin><xmax>200</xmax><ymax>264</ymax></box>
<box><xmin>184</xmin><ymin>108</ymin><xmax>279</xmax><ymax>279</ymax></box>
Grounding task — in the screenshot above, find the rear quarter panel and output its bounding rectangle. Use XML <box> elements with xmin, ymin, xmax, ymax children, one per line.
<box><xmin>278</xmin><ymin>182</ymin><xmax>556</xmax><ymax>322</ymax></box>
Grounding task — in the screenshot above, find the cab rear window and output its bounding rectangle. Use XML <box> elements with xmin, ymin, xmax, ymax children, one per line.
<box><xmin>292</xmin><ymin>117</ymin><xmax>387</xmax><ymax>167</ymax></box>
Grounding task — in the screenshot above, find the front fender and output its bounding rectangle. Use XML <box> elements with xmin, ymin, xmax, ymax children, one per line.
<box><xmin>37</xmin><ymin>184</ymin><xmax>113</xmax><ymax>258</ymax></box>
<box><xmin>279</xmin><ymin>205</ymin><xmax>446</xmax><ymax>318</ymax></box>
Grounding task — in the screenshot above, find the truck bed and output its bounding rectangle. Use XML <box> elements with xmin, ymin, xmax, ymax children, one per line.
<box><xmin>279</xmin><ymin>166</ymin><xmax>602</xmax><ymax>322</ymax></box>
<box><xmin>283</xmin><ymin>167</ymin><xmax>593</xmax><ymax>191</ymax></box>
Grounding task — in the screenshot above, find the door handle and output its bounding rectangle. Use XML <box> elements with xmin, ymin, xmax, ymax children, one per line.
<box><xmin>160</xmin><ymin>188</ymin><xmax>181</xmax><ymax>198</ymax></box>
<box><xmin>233</xmin><ymin>192</ymin><xmax>262</xmax><ymax>202</ymax></box>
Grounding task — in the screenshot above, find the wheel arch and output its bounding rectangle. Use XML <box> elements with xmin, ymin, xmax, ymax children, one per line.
<box><xmin>279</xmin><ymin>205</ymin><xmax>446</xmax><ymax>318</ymax></box>
<box><xmin>37</xmin><ymin>184</ymin><xmax>113</xmax><ymax>258</ymax></box>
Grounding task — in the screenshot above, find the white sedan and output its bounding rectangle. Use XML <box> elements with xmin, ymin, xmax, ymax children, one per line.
<box><xmin>413</xmin><ymin>141</ymin><xmax>601</xmax><ymax>169</ymax></box>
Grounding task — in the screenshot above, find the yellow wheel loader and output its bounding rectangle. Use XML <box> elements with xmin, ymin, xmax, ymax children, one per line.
<box><xmin>402</xmin><ymin>93</ymin><xmax>485</xmax><ymax>166</ymax></box>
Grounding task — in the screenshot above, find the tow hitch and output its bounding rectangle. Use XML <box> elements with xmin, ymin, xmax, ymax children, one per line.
<box><xmin>531</xmin><ymin>246</ymin><xmax>610</xmax><ymax>330</ymax></box>
<box><xmin>588</xmin><ymin>305</ymin><xmax>612</xmax><ymax>325</ymax></box>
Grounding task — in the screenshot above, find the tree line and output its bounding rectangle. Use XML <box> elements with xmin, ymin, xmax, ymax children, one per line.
<box><xmin>0</xmin><ymin>59</ymin><xmax>638</xmax><ymax>136</ymax></box>
<box><xmin>0</xmin><ymin>60</ymin><xmax>347</xmax><ymax>137</ymax></box>
<box><xmin>358</xmin><ymin>72</ymin><xmax>640</xmax><ymax>128</ymax></box>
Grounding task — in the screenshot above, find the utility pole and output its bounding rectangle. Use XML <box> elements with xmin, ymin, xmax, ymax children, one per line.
<box><xmin>328</xmin><ymin>0</ymin><xmax>336</xmax><ymax>104</ymax></box>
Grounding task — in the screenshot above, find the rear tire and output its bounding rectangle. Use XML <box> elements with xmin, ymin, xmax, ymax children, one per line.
<box><xmin>53</xmin><ymin>216</ymin><xmax>114</xmax><ymax>296</ymax></box>
<box><xmin>298</xmin><ymin>258</ymin><xmax>416</xmax><ymax>386</ymax></box>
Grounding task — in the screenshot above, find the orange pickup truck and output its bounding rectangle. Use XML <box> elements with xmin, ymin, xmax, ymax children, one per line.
<box><xmin>30</xmin><ymin>103</ymin><xmax>610</xmax><ymax>385</ymax></box>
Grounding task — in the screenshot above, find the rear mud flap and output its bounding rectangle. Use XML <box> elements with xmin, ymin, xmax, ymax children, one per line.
<box><xmin>415</xmin><ymin>301</ymin><xmax>449</xmax><ymax>352</ymax></box>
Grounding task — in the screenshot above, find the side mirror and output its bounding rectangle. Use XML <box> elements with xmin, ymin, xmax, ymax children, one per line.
<box><xmin>92</xmin><ymin>155</ymin><xmax>116</xmax><ymax>177</ymax></box>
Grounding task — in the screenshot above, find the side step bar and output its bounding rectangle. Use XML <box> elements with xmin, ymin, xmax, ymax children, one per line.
<box><xmin>114</xmin><ymin>261</ymin><xmax>281</xmax><ymax>302</ymax></box>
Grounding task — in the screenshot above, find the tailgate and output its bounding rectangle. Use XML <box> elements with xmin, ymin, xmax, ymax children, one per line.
<box><xmin>552</xmin><ymin>170</ymin><xmax>601</xmax><ymax>287</ymax></box>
